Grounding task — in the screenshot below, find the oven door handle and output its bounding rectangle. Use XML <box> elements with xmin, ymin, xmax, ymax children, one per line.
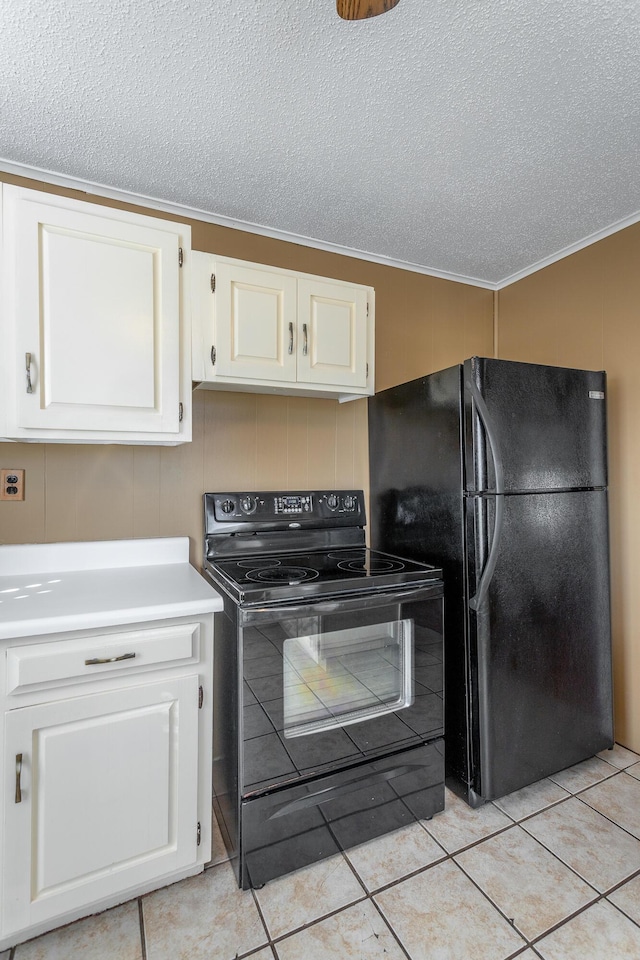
<box><xmin>268</xmin><ymin>762</ymin><xmax>425</xmax><ymax>820</ymax></box>
<box><xmin>242</xmin><ymin>583</ymin><xmax>443</xmax><ymax>621</ymax></box>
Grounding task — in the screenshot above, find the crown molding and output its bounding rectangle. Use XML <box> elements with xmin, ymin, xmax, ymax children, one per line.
<box><xmin>495</xmin><ymin>209</ymin><xmax>640</xmax><ymax>289</ymax></box>
<box><xmin>0</xmin><ymin>159</ymin><xmax>495</xmax><ymax>289</ymax></box>
<box><xmin>3</xmin><ymin>158</ymin><xmax>638</xmax><ymax>293</ymax></box>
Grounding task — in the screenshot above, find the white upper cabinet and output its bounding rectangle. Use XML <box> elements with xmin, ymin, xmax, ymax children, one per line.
<box><xmin>213</xmin><ymin>259</ymin><xmax>298</xmax><ymax>382</ymax></box>
<box><xmin>296</xmin><ymin>276</ymin><xmax>369</xmax><ymax>390</ymax></box>
<box><xmin>192</xmin><ymin>253</ymin><xmax>374</xmax><ymax>400</ymax></box>
<box><xmin>0</xmin><ymin>185</ymin><xmax>192</xmax><ymax>444</ymax></box>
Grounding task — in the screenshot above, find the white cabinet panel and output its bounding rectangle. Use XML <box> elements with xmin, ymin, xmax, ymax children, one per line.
<box><xmin>297</xmin><ymin>277</ymin><xmax>368</xmax><ymax>389</ymax></box>
<box><xmin>2</xmin><ymin>676</ymin><xmax>199</xmax><ymax>934</ymax></box>
<box><xmin>1</xmin><ymin>185</ymin><xmax>191</xmax><ymax>444</ymax></box>
<box><xmin>42</xmin><ymin>228</ymin><xmax>156</xmax><ymax>410</ymax></box>
<box><xmin>215</xmin><ymin>261</ymin><xmax>297</xmax><ymax>381</ymax></box>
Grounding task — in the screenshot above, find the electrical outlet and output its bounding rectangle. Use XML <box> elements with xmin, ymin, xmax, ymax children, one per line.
<box><xmin>0</xmin><ymin>469</ymin><xmax>25</xmax><ymax>501</ymax></box>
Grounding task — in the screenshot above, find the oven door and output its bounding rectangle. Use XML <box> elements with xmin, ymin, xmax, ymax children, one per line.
<box><xmin>239</xmin><ymin>583</ymin><xmax>443</xmax><ymax>795</ymax></box>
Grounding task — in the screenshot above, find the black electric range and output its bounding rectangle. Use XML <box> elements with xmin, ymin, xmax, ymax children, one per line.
<box><xmin>204</xmin><ymin>489</ymin><xmax>445</xmax><ymax>890</ymax></box>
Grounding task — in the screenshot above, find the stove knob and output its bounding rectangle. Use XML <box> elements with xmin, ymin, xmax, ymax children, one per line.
<box><xmin>240</xmin><ymin>496</ymin><xmax>257</xmax><ymax>514</ymax></box>
<box><xmin>326</xmin><ymin>494</ymin><xmax>338</xmax><ymax>510</ymax></box>
<box><xmin>221</xmin><ymin>499</ymin><xmax>235</xmax><ymax>515</ymax></box>
<box><xmin>344</xmin><ymin>495</ymin><xmax>357</xmax><ymax>511</ymax></box>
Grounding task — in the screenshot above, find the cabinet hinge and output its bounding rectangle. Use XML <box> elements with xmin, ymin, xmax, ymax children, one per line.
<box><xmin>198</xmin><ymin>685</ymin><xmax>204</xmax><ymax>709</ymax></box>
<box><xmin>178</xmin><ymin>247</ymin><xmax>184</xmax><ymax>268</ymax></box>
<box><xmin>179</xmin><ymin>402</ymin><xmax>184</xmax><ymax>423</ymax></box>
<box><xmin>197</xmin><ymin>821</ymin><xmax>201</xmax><ymax>846</ymax></box>
<box><xmin>210</xmin><ymin>346</ymin><xmax>216</xmax><ymax>367</ymax></box>
<box><xmin>210</xmin><ymin>273</ymin><xmax>216</xmax><ymax>293</ymax></box>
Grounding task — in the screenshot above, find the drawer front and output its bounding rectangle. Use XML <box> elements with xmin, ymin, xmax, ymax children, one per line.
<box><xmin>240</xmin><ymin>739</ymin><xmax>444</xmax><ymax>889</ymax></box>
<box><xmin>6</xmin><ymin>622</ymin><xmax>199</xmax><ymax>693</ymax></box>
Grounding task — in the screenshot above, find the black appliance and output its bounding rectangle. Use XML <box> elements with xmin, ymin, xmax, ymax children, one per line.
<box><xmin>368</xmin><ymin>357</ymin><xmax>614</xmax><ymax>808</ymax></box>
<box><xmin>203</xmin><ymin>489</ymin><xmax>445</xmax><ymax>889</ymax></box>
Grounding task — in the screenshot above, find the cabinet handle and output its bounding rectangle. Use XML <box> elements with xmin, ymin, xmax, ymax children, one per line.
<box><xmin>302</xmin><ymin>323</ymin><xmax>308</xmax><ymax>356</ymax></box>
<box><xmin>15</xmin><ymin>754</ymin><xmax>22</xmax><ymax>804</ymax></box>
<box><xmin>288</xmin><ymin>322</ymin><xmax>294</xmax><ymax>355</ymax></box>
<box><xmin>25</xmin><ymin>353</ymin><xmax>34</xmax><ymax>394</ymax></box>
<box><xmin>84</xmin><ymin>652</ymin><xmax>136</xmax><ymax>666</ymax></box>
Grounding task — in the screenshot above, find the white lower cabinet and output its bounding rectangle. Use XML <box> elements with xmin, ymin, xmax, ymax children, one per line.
<box><xmin>0</xmin><ymin>616</ymin><xmax>213</xmax><ymax>950</ymax></box>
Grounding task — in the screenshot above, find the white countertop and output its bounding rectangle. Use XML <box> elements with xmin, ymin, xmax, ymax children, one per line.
<box><xmin>0</xmin><ymin>538</ymin><xmax>223</xmax><ymax>640</ymax></box>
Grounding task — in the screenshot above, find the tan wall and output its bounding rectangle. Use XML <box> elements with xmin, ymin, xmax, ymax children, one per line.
<box><xmin>497</xmin><ymin>222</ymin><xmax>640</xmax><ymax>752</ymax></box>
<box><xmin>0</xmin><ymin>391</ymin><xmax>369</xmax><ymax>569</ymax></box>
<box><xmin>0</xmin><ymin>172</ymin><xmax>494</xmax><ymax>567</ymax></box>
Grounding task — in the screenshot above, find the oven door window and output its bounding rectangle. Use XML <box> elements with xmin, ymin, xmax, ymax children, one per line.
<box><xmin>283</xmin><ymin>619</ymin><xmax>413</xmax><ymax>738</ymax></box>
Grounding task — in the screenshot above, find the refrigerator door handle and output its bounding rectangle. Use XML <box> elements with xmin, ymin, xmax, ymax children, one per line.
<box><xmin>469</xmin><ymin>494</ymin><xmax>504</xmax><ymax>611</ymax></box>
<box><xmin>466</xmin><ymin>376</ymin><xmax>505</xmax><ymax>495</ymax></box>
<box><xmin>467</xmin><ymin>377</ymin><xmax>505</xmax><ymax>610</ymax></box>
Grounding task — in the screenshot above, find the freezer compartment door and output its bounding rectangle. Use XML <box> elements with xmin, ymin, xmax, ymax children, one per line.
<box><xmin>464</xmin><ymin>489</ymin><xmax>613</xmax><ymax>803</ymax></box>
<box><xmin>463</xmin><ymin>357</ymin><xmax>608</xmax><ymax>492</ymax></box>
<box><xmin>368</xmin><ymin>365</ymin><xmax>465</xmax><ymax>558</ymax></box>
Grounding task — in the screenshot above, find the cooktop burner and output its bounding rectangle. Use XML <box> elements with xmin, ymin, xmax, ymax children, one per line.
<box><xmin>244</xmin><ymin>565</ymin><xmax>320</xmax><ymax>585</ymax></box>
<box><xmin>336</xmin><ymin>555</ymin><xmax>405</xmax><ymax>574</ymax></box>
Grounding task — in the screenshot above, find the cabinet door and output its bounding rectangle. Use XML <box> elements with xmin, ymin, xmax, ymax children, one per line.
<box><xmin>214</xmin><ymin>260</ymin><xmax>298</xmax><ymax>381</ymax></box>
<box><xmin>296</xmin><ymin>278</ymin><xmax>368</xmax><ymax>389</ymax></box>
<box><xmin>2</xmin><ymin>676</ymin><xmax>199</xmax><ymax>935</ymax></box>
<box><xmin>2</xmin><ymin>186</ymin><xmax>187</xmax><ymax>440</ymax></box>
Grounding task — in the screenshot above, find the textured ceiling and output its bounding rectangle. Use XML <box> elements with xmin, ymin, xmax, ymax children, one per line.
<box><xmin>1</xmin><ymin>0</ymin><xmax>639</xmax><ymax>287</ymax></box>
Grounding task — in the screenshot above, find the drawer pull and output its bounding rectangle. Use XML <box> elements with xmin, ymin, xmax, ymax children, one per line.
<box><xmin>84</xmin><ymin>652</ymin><xmax>136</xmax><ymax>666</ymax></box>
<box><xmin>15</xmin><ymin>754</ymin><xmax>23</xmax><ymax>803</ymax></box>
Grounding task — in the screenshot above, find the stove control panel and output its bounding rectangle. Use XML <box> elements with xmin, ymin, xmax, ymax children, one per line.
<box><xmin>206</xmin><ymin>490</ymin><xmax>365</xmax><ymax>527</ymax></box>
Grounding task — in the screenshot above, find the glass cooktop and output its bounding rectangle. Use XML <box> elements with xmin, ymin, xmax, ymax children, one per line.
<box><xmin>205</xmin><ymin>547</ymin><xmax>442</xmax><ymax>605</ymax></box>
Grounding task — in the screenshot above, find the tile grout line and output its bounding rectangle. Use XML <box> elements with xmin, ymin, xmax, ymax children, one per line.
<box><xmin>448</xmin><ymin>804</ymin><xmax>629</xmax><ymax>949</ymax></box>
<box><xmin>368</xmin><ymin>893</ymin><xmax>416</xmax><ymax>960</ymax></box>
<box><xmin>519</xmin><ymin>783</ymin><xmax>640</xmax><ymax>878</ymax></box>
<box><xmin>601</xmin><ymin>864</ymin><xmax>640</xmax><ymax>902</ymax></box>
<box><xmin>606</xmin><ymin>897</ymin><xmax>640</xmax><ymax>933</ymax></box>
<box><xmin>340</xmin><ymin>848</ymin><xmax>414</xmax><ymax>960</ymax></box>
<box><xmin>447</xmin><ymin>852</ymin><xmax>534</xmax><ymax>953</ymax></box>
<box><xmin>246</xmin><ymin>881</ymin><xmax>279</xmax><ymax>958</ymax></box>
<box><xmin>399</xmin><ymin>772</ymin><xmax>638</xmax><ymax>952</ymax></box>
<box><xmin>494</xmin><ymin>791</ymin><xmax>572</xmax><ymax>824</ymax></box>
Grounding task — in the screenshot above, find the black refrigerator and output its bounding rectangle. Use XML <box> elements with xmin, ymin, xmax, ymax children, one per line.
<box><xmin>368</xmin><ymin>357</ymin><xmax>614</xmax><ymax>807</ymax></box>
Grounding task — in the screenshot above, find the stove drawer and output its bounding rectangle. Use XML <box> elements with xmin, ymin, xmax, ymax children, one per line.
<box><xmin>6</xmin><ymin>622</ymin><xmax>200</xmax><ymax>694</ymax></box>
<box><xmin>240</xmin><ymin>738</ymin><xmax>444</xmax><ymax>889</ymax></box>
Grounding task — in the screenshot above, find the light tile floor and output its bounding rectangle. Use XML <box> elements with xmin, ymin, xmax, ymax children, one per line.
<box><xmin>7</xmin><ymin>743</ymin><xmax>640</xmax><ymax>960</ymax></box>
